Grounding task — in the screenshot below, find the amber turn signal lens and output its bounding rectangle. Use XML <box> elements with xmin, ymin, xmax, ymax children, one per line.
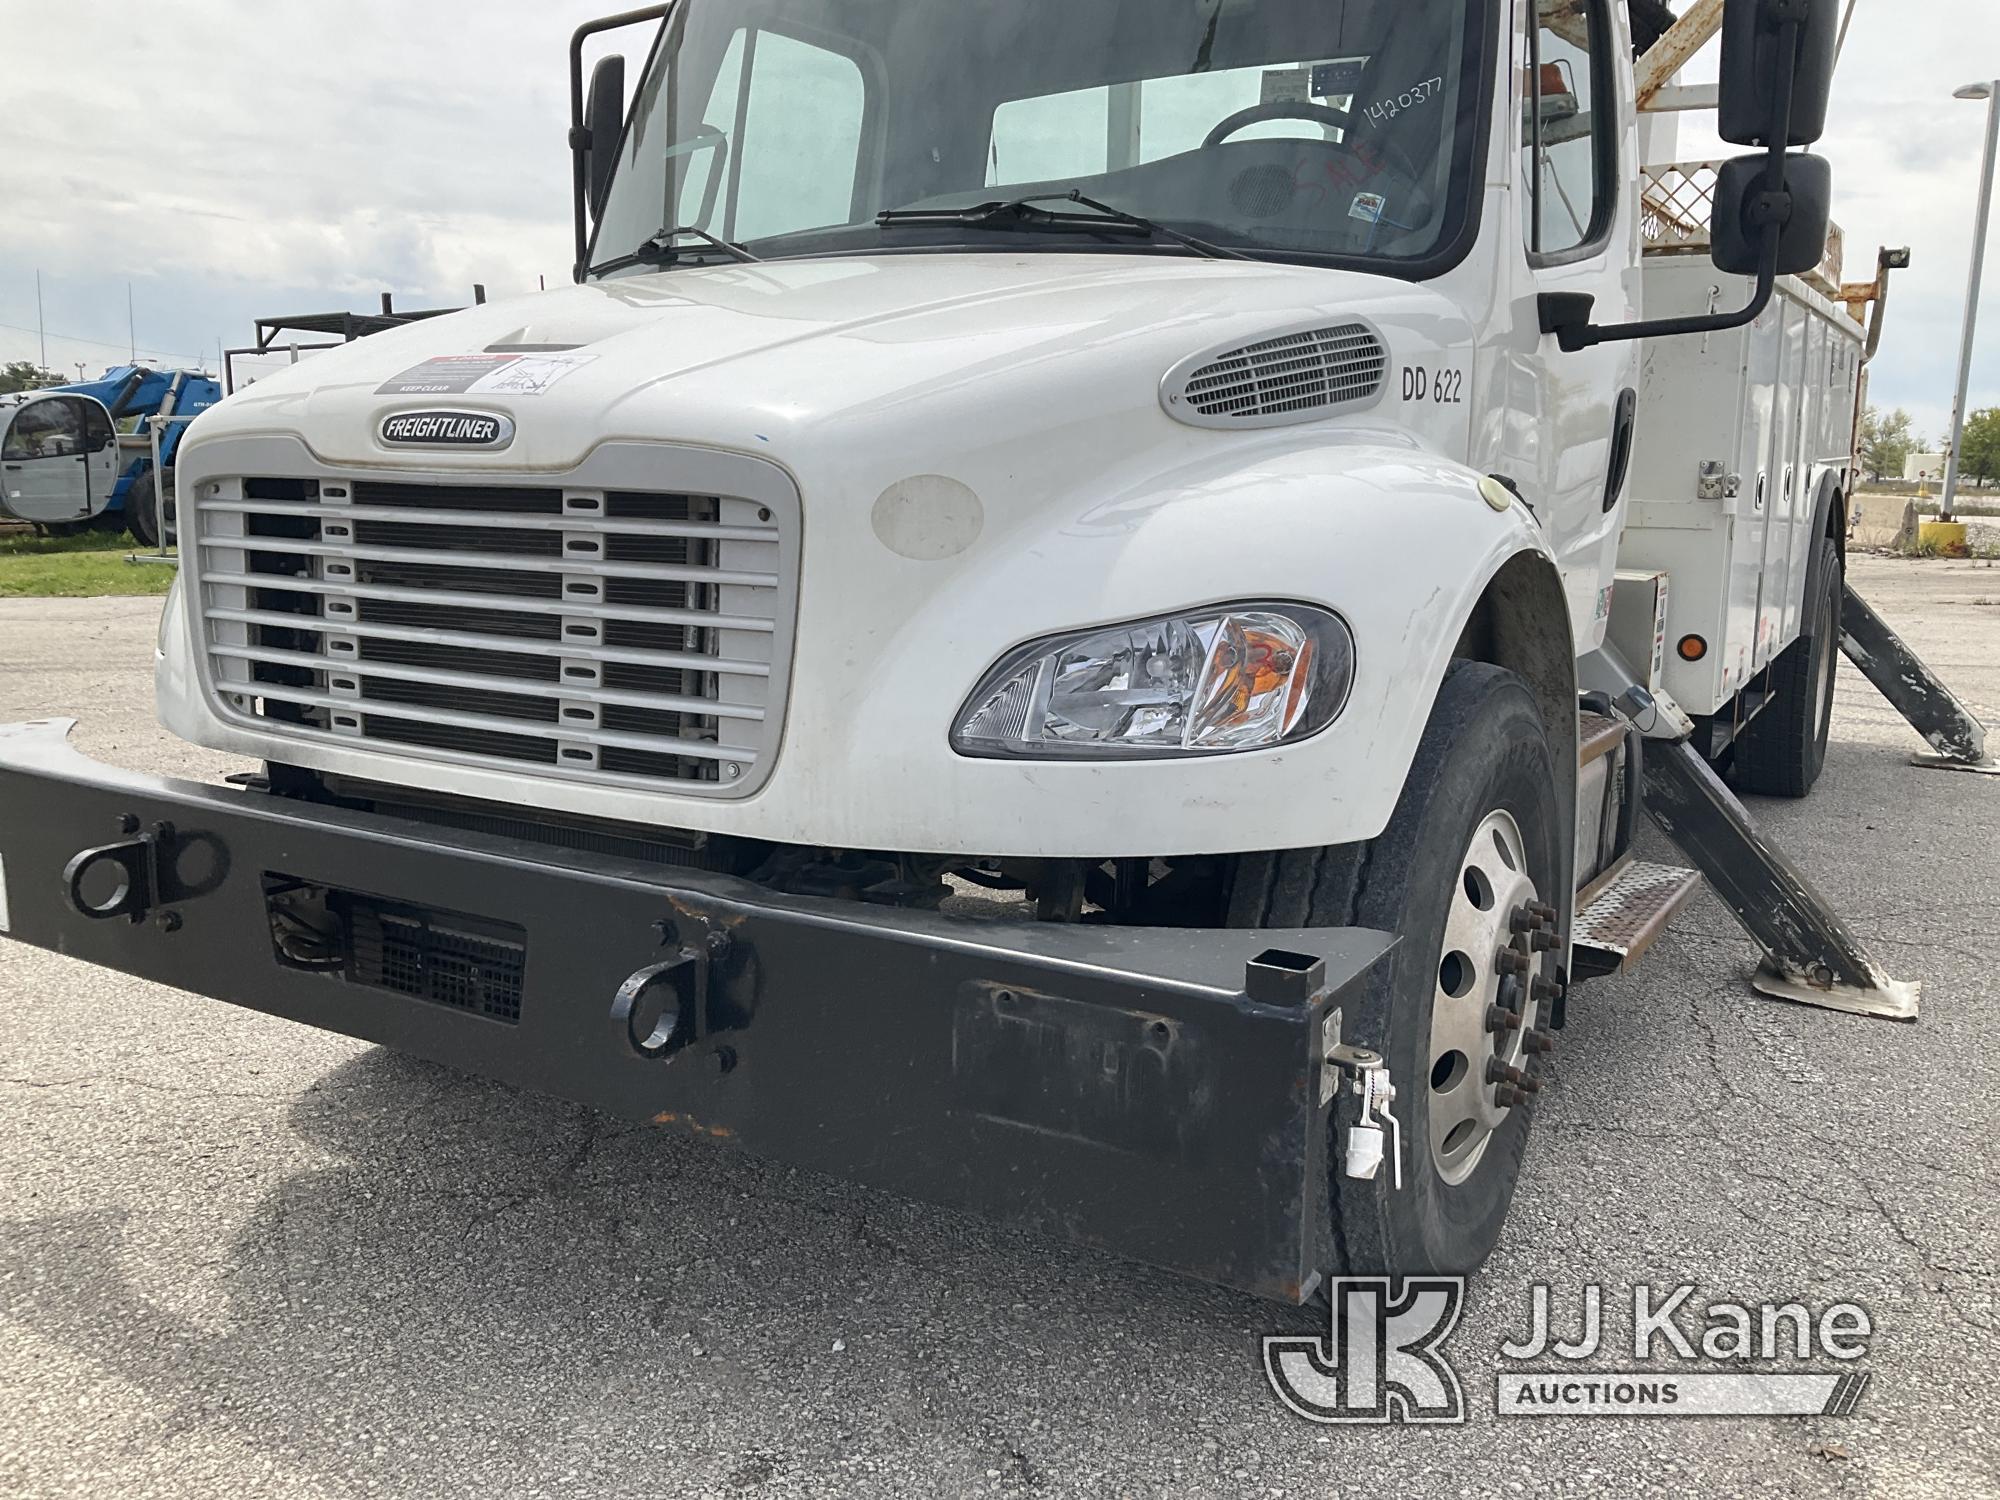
<box><xmin>1677</xmin><ymin>635</ymin><xmax>1709</xmax><ymax>662</ymax></box>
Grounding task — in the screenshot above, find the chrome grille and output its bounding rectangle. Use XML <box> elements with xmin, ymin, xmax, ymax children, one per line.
<box><xmin>1164</xmin><ymin>322</ymin><xmax>1388</xmax><ymax>428</ymax></box>
<box><xmin>192</xmin><ymin>460</ymin><xmax>794</xmax><ymax>796</ymax></box>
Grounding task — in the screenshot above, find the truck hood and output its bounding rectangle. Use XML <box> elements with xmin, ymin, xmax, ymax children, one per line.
<box><xmin>196</xmin><ymin>253</ymin><xmax>1472</xmax><ymax>470</ymax></box>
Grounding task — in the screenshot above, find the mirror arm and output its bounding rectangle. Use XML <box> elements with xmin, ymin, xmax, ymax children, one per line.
<box><xmin>1542</xmin><ymin>8</ymin><xmax>1803</xmax><ymax>352</ymax></box>
<box><xmin>1541</xmin><ymin>245</ymin><xmax>1779</xmax><ymax>352</ymax></box>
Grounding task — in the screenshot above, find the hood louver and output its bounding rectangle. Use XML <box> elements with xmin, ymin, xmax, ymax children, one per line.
<box><xmin>1162</xmin><ymin>321</ymin><xmax>1389</xmax><ymax>429</ymax></box>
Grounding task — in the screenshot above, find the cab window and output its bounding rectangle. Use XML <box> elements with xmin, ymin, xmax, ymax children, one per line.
<box><xmin>1522</xmin><ymin>0</ymin><xmax>1612</xmax><ymax>259</ymax></box>
<box><xmin>988</xmin><ymin>63</ymin><xmax>1359</xmax><ymax>187</ymax></box>
<box><xmin>2</xmin><ymin>399</ymin><xmax>85</xmax><ymax>461</ymax></box>
<box><xmin>666</xmin><ymin>28</ymin><xmax>870</xmax><ymax>243</ymax></box>
<box><xmin>81</xmin><ymin>401</ymin><xmax>115</xmax><ymax>453</ymax></box>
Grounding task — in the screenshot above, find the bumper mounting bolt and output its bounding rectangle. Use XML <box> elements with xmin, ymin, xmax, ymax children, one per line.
<box><xmin>155</xmin><ymin>910</ymin><xmax>182</xmax><ymax>934</ymax></box>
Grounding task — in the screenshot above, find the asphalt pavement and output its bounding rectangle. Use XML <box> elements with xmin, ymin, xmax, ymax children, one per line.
<box><xmin>1</xmin><ymin>555</ymin><xmax>1995</xmax><ymax>1499</ymax></box>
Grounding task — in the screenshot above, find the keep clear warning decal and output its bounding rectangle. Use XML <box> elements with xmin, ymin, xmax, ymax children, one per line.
<box><xmin>376</xmin><ymin>353</ymin><xmax>598</xmax><ymax>397</ymax></box>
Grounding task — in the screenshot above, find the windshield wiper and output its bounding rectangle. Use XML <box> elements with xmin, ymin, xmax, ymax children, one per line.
<box><xmin>588</xmin><ymin>224</ymin><xmax>762</xmax><ymax>277</ymax></box>
<box><xmin>876</xmin><ymin>191</ymin><xmax>1252</xmax><ymax>261</ymax></box>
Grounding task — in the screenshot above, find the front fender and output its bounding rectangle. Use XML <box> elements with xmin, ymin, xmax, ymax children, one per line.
<box><xmin>851</xmin><ymin>440</ymin><xmax>1567</xmax><ymax>853</ymax></box>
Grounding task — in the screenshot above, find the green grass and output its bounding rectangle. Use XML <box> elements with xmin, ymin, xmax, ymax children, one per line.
<box><xmin>0</xmin><ymin>529</ymin><xmax>177</xmax><ymax>597</ymax></box>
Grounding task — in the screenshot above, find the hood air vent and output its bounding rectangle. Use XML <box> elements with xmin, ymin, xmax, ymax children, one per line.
<box><xmin>1162</xmin><ymin>321</ymin><xmax>1389</xmax><ymax>429</ymax></box>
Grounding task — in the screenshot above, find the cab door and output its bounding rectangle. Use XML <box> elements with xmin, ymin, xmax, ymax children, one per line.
<box><xmin>77</xmin><ymin>398</ymin><xmax>119</xmax><ymax>518</ymax></box>
<box><xmin>0</xmin><ymin>396</ymin><xmax>105</xmax><ymax>523</ymax></box>
<box><xmin>1501</xmin><ymin>0</ymin><xmax>1641</xmax><ymax>647</ymax></box>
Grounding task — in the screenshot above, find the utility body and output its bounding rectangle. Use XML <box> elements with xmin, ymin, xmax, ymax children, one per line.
<box><xmin>0</xmin><ymin>0</ymin><xmax>1980</xmax><ymax>1299</ymax></box>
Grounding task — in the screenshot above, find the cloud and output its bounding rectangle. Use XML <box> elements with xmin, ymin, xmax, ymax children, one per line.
<box><xmin>2</xmin><ymin>0</ymin><xmax>1995</xmax><ymax>441</ymax></box>
<box><xmin>0</xmin><ymin>0</ymin><xmax>612</xmax><ymax>379</ymax></box>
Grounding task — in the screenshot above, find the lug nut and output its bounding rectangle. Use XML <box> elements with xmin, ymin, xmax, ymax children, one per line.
<box><xmin>1514</xmin><ymin>1072</ymin><xmax>1543</xmax><ymax>1095</ymax></box>
<box><xmin>1530</xmin><ymin>930</ymin><xmax>1562</xmax><ymax>952</ymax></box>
<box><xmin>1494</xmin><ymin>1083</ymin><xmax>1522</xmax><ymax>1108</ymax></box>
<box><xmin>1497</xmin><ymin>948</ymin><xmax>1531</xmax><ymax>976</ymax></box>
<box><xmin>1530</xmin><ymin>975</ymin><xmax>1562</xmax><ymax>1002</ymax></box>
<box><xmin>1522</xmin><ymin>1029</ymin><xmax>1557</xmax><ymax>1055</ymax></box>
<box><xmin>1527</xmin><ymin>901</ymin><xmax>1557</xmax><ymax>922</ymax></box>
<box><xmin>1485</xmin><ymin>1005</ymin><xmax>1524</xmax><ymax>1034</ymax></box>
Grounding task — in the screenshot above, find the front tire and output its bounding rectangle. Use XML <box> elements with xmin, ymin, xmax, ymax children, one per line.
<box><xmin>1229</xmin><ymin>661</ymin><xmax>1563</xmax><ymax>1276</ymax></box>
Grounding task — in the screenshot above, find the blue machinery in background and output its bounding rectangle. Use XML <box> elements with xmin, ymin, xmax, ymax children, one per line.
<box><xmin>0</xmin><ymin>291</ymin><xmax>488</xmax><ymax>549</ymax></box>
<box><xmin>76</xmin><ymin>366</ymin><xmax>221</xmax><ymax>545</ymax></box>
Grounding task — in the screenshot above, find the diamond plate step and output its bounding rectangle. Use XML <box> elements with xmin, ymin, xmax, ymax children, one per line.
<box><xmin>1572</xmin><ymin>859</ymin><xmax>1702</xmax><ymax>979</ymax></box>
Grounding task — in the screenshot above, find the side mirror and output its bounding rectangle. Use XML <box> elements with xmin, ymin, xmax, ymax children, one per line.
<box><xmin>1718</xmin><ymin>0</ymin><xmax>1840</xmax><ymax>147</ymax></box>
<box><xmin>584</xmin><ymin>53</ymin><xmax>627</xmax><ymax>222</ymax></box>
<box><xmin>1710</xmin><ymin>151</ymin><xmax>1833</xmax><ymax>276</ymax></box>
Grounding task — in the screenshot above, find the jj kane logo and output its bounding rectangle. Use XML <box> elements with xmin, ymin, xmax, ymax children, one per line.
<box><xmin>1263</xmin><ymin>1278</ymin><xmax>1466</xmax><ymax>1425</ymax></box>
<box><xmin>378</xmin><ymin>410</ymin><xmax>514</xmax><ymax>449</ymax></box>
<box><xmin>1264</xmin><ymin>1280</ymin><xmax>1876</xmax><ymax>1425</ymax></box>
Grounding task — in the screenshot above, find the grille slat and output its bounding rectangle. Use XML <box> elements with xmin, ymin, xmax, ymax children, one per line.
<box><xmin>199</xmin><ymin>572</ymin><xmax>775</xmax><ymax>633</ymax></box>
<box><xmin>239</xmin><ymin>683</ymin><xmax>757</xmax><ymax>763</ymax></box>
<box><xmin>1166</xmin><ymin>322</ymin><xmax>1389</xmax><ymax>427</ymax></box>
<box><xmin>199</xmin><ymin>498</ymin><xmax>776</xmax><ymax>543</ymax></box>
<box><xmin>208</xmin><ymin>642</ymin><xmax>758</xmax><ymax>721</ymax></box>
<box><xmin>204</xmin><ymin>605</ymin><xmax>766</xmax><ymax>677</ymax></box>
<box><xmin>231</xmin><ymin>536</ymin><xmax>778</xmax><ymax>590</ymax></box>
<box><xmin>196</xmin><ymin>472</ymin><xmax>786</xmax><ymax>791</ymax></box>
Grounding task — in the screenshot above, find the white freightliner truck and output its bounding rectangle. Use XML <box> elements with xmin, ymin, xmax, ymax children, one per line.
<box><xmin>1</xmin><ymin>0</ymin><xmax>1985</xmax><ymax>1302</ymax></box>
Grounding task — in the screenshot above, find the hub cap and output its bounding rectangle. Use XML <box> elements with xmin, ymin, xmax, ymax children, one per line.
<box><xmin>1427</xmin><ymin>809</ymin><xmax>1543</xmax><ymax>1186</ymax></box>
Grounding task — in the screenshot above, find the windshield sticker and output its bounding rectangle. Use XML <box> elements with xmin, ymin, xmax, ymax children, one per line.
<box><xmin>377</xmin><ymin>353</ymin><xmax>598</xmax><ymax>398</ymax></box>
<box><xmin>1261</xmin><ymin>68</ymin><xmax>1312</xmax><ymax>106</ymax></box>
<box><xmin>1349</xmin><ymin>192</ymin><xmax>1387</xmax><ymax>224</ymax></box>
<box><xmin>1311</xmin><ymin>58</ymin><xmax>1369</xmax><ymax>99</ymax></box>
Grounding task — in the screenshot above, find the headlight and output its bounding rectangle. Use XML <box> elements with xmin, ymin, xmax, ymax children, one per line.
<box><xmin>952</xmin><ymin>604</ymin><xmax>1354</xmax><ymax>758</ymax></box>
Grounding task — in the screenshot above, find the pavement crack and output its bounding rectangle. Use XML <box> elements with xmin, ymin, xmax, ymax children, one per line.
<box><xmin>0</xmin><ymin>1073</ymin><xmax>292</xmax><ymax>1104</ymax></box>
<box><xmin>460</xmin><ymin>1107</ymin><xmax>602</xmax><ymax>1237</ymax></box>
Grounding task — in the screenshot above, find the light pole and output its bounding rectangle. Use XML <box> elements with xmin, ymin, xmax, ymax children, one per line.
<box><xmin>1940</xmin><ymin>80</ymin><xmax>2000</xmax><ymax>522</ymax></box>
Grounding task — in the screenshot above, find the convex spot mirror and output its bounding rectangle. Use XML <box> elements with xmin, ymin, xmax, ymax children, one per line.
<box><xmin>1718</xmin><ymin>0</ymin><xmax>1840</xmax><ymax>147</ymax></box>
<box><xmin>585</xmin><ymin>53</ymin><xmax>627</xmax><ymax>222</ymax></box>
<box><xmin>1710</xmin><ymin>151</ymin><xmax>1833</xmax><ymax>276</ymax></box>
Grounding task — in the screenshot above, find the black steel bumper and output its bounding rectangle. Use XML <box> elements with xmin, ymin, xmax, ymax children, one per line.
<box><xmin>0</xmin><ymin>719</ymin><xmax>1392</xmax><ymax>1302</ymax></box>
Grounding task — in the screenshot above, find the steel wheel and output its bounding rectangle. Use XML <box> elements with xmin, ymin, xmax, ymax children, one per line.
<box><xmin>1426</xmin><ymin>809</ymin><xmax>1541</xmax><ymax>1186</ymax></box>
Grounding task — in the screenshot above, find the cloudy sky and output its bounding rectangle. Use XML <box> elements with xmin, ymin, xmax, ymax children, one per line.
<box><xmin>2</xmin><ymin>1</ymin><xmax>1995</xmax><ymax>440</ymax></box>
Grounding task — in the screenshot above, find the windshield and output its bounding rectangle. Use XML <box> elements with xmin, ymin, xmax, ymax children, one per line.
<box><xmin>589</xmin><ymin>0</ymin><xmax>1489</xmax><ymax>275</ymax></box>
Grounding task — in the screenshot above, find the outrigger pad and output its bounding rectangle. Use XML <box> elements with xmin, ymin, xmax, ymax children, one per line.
<box><xmin>1907</xmin><ymin>754</ymin><xmax>2000</xmax><ymax>777</ymax></box>
<box><xmin>1642</xmin><ymin>737</ymin><xmax>1919</xmax><ymax>1021</ymax></box>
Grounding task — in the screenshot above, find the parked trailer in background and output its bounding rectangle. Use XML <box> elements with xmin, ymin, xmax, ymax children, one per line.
<box><xmin>0</xmin><ymin>0</ymin><xmax>1988</xmax><ymax>1302</ymax></box>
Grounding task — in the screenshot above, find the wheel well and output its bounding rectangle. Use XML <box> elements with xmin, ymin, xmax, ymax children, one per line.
<box><xmin>1449</xmin><ymin>551</ymin><xmax>1579</xmax><ymax>904</ymax></box>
